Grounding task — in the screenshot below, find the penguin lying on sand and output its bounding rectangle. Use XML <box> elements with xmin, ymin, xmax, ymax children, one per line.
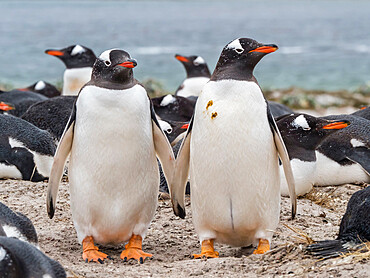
<box><xmin>45</xmin><ymin>45</ymin><xmax>96</xmax><ymax>96</ymax></box>
<box><xmin>0</xmin><ymin>114</ymin><xmax>55</xmax><ymax>181</ymax></box>
<box><xmin>306</xmin><ymin>186</ymin><xmax>370</xmax><ymax>259</ymax></box>
<box><xmin>174</xmin><ymin>54</ymin><xmax>211</xmax><ymax>98</ymax></box>
<box><xmin>0</xmin><ymin>237</ymin><xmax>66</xmax><ymax>278</ymax></box>
<box><xmin>47</xmin><ymin>49</ymin><xmax>175</xmax><ymax>264</ymax></box>
<box><xmin>22</xmin><ymin>96</ymin><xmax>76</xmax><ymax>142</ymax></box>
<box><xmin>170</xmin><ymin>38</ymin><xmax>297</xmax><ymax>258</ymax></box>
<box><xmin>278</xmin><ymin>113</ymin><xmax>350</xmax><ymax>196</ymax></box>
<box><xmin>0</xmin><ymin>201</ymin><xmax>38</xmax><ymax>246</ymax></box>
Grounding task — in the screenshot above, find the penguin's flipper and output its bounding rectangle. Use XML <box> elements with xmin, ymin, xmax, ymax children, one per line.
<box><xmin>150</xmin><ymin>103</ymin><xmax>176</xmax><ymax>185</ymax></box>
<box><xmin>169</xmin><ymin>118</ymin><xmax>193</xmax><ymax>219</ymax></box>
<box><xmin>46</xmin><ymin>107</ymin><xmax>76</xmax><ymax>219</ymax></box>
<box><xmin>267</xmin><ymin>109</ymin><xmax>297</xmax><ymax>219</ymax></box>
<box><xmin>345</xmin><ymin>148</ymin><xmax>370</xmax><ymax>176</ymax></box>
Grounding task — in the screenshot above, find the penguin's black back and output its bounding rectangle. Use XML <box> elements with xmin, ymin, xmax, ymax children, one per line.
<box><xmin>25</xmin><ymin>81</ymin><xmax>61</xmax><ymax>98</ymax></box>
<box><xmin>0</xmin><ymin>237</ymin><xmax>66</xmax><ymax>278</ymax></box>
<box><xmin>0</xmin><ymin>202</ymin><xmax>38</xmax><ymax>245</ymax></box>
<box><xmin>0</xmin><ymin>90</ymin><xmax>47</xmax><ymax>117</ymax></box>
<box><xmin>21</xmin><ymin>96</ymin><xmax>76</xmax><ymax>141</ymax></box>
<box><xmin>268</xmin><ymin>101</ymin><xmax>293</xmax><ymax>118</ymax></box>
<box><xmin>351</xmin><ymin>107</ymin><xmax>370</xmax><ymax>120</ymax></box>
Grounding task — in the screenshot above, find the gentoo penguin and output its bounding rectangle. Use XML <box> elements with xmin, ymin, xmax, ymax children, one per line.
<box><xmin>19</xmin><ymin>80</ymin><xmax>61</xmax><ymax>98</ymax></box>
<box><xmin>174</xmin><ymin>54</ymin><xmax>211</xmax><ymax>98</ymax></box>
<box><xmin>152</xmin><ymin>94</ymin><xmax>196</xmax><ymax>122</ymax></box>
<box><xmin>0</xmin><ymin>114</ymin><xmax>55</xmax><ymax>181</ymax></box>
<box><xmin>45</xmin><ymin>45</ymin><xmax>96</xmax><ymax>96</ymax></box>
<box><xmin>351</xmin><ymin>106</ymin><xmax>370</xmax><ymax>120</ymax></box>
<box><xmin>277</xmin><ymin>113</ymin><xmax>350</xmax><ymax>196</ymax></box>
<box><xmin>0</xmin><ymin>102</ymin><xmax>15</xmax><ymax>112</ymax></box>
<box><xmin>0</xmin><ymin>237</ymin><xmax>66</xmax><ymax>278</ymax></box>
<box><xmin>22</xmin><ymin>96</ymin><xmax>76</xmax><ymax>141</ymax></box>
<box><xmin>268</xmin><ymin>101</ymin><xmax>293</xmax><ymax>117</ymax></box>
<box><xmin>306</xmin><ymin>186</ymin><xmax>370</xmax><ymax>259</ymax></box>
<box><xmin>169</xmin><ymin>38</ymin><xmax>297</xmax><ymax>257</ymax></box>
<box><xmin>0</xmin><ymin>201</ymin><xmax>38</xmax><ymax>246</ymax></box>
<box><xmin>0</xmin><ymin>90</ymin><xmax>48</xmax><ymax>117</ymax></box>
<box><xmin>47</xmin><ymin>49</ymin><xmax>175</xmax><ymax>263</ymax></box>
<box><xmin>157</xmin><ymin>119</ymin><xmax>189</xmax><ymax>145</ymax></box>
<box><xmin>315</xmin><ymin>114</ymin><xmax>370</xmax><ymax>186</ymax></box>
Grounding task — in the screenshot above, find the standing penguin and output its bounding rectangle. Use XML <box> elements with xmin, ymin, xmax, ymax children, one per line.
<box><xmin>174</xmin><ymin>54</ymin><xmax>211</xmax><ymax>98</ymax></box>
<box><xmin>170</xmin><ymin>38</ymin><xmax>297</xmax><ymax>257</ymax></box>
<box><xmin>45</xmin><ymin>45</ymin><xmax>96</xmax><ymax>96</ymax></box>
<box><xmin>46</xmin><ymin>49</ymin><xmax>175</xmax><ymax>263</ymax></box>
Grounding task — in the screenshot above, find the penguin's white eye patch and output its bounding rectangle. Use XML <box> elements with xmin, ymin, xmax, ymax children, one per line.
<box><xmin>105</xmin><ymin>61</ymin><xmax>111</xmax><ymax>66</ymax></box>
<box><xmin>193</xmin><ymin>56</ymin><xmax>205</xmax><ymax>66</ymax></box>
<box><xmin>71</xmin><ymin>45</ymin><xmax>85</xmax><ymax>56</ymax></box>
<box><xmin>235</xmin><ymin>48</ymin><xmax>244</xmax><ymax>54</ymax></box>
<box><xmin>292</xmin><ymin>115</ymin><xmax>311</xmax><ymax>130</ymax></box>
<box><xmin>227</xmin><ymin>39</ymin><xmax>244</xmax><ymax>54</ymax></box>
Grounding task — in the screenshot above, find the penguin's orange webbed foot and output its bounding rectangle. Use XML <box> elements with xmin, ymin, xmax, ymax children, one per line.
<box><xmin>192</xmin><ymin>239</ymin><xmax>219</xmax><ymax>259</ymax></box>
<box><xmin>120</xmin><ymin>234</ymin><xmax>152</xmax><ymax>264</ymax></box>
<box><xmin>82</xmin><ymin>236</ymin><xmax>109</xmax><ymax>264</ymax></box>
<box><xmin>253</xmin><ymin>238</ymin><xmax>270</xmax><ymax>254</ymax></box>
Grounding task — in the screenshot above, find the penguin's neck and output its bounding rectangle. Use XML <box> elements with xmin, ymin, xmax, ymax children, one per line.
<box><xmin>211</xmin><ymin>62</ymin><xmax>256</xmax><ymax>82</ymax></box>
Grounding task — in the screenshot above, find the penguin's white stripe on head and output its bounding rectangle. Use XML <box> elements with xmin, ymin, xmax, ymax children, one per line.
<box><xmin>99</xmin><ymin>48</ymin><xmax>119</xmax><ymax>63</ymax></box>
<box><xmin>71</xmin><ymin>45</ymin><xmax>86</xmax><ymax>56</ymax></box>
<box><xmin>351</xmin><ymin>138</ymin><xmax>365</xmax><ymax>147</ymax></box>
<box><xmin>0</xmin><ymin>247</ymin><xmax>5</xmax><ymax>261</ymax></box>
<box><xmin>158</xmin><ymin>120</ymin><xmax>172</xmax><ymax>134</ymax></box>
<box><xmin>160</xmin><ymin>94</ymin><xmax>176</xmax><ymax>106</ymax></box>
<box><xmin>193</xmin><ymin>56</ymin><xmax>205</xmax><ymax>65</ymax></box>
<box><xmin>34</xmin><ymin>81</ymin><xmax>46</xmax><ymax>91</ymax></box>
<box><xmin>226</xmin><ymin>39</ymin><xmax>244</xmax><ymax>53</ymax></box>
<box><xmin>9</xmin><ymin>137</ymin><xmax>24</xmax><ymax>149</ymax></box>
<box><xmin>292</xmin><ymin>115</ymin><xmax>311</xmax><ymax>130</ymax></box>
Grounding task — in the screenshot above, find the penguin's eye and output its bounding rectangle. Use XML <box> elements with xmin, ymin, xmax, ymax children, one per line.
<box><xmin>193</xmin><ymin>61</ymin><xmax>199</xmax><ymax>66</ymax></box>
<box><xmin>235</xmin><ymin>48</ymin><xmax>244</xmax><ymax>54</ymax></box>
<box><xmin>105</xmin><ymin>61</ymin><xmax>111</xmax><ymax>66</ymax></box>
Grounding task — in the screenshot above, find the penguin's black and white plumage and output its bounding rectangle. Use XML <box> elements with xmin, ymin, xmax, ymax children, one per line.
<box><xmin>0</xmin><ymin>114</ymin><xmax>55</xmax><ymax>181</ymax></box>
<box><xmin>47</xmin><ymin>49</ymin><xmax>175</xmax><ymax>264</ymax></box>
<box><xmin>277</xmin><ymin>113</ymin><xmax>350</xmax><ymax>196</ymax></box>
<box><xmin>351</xmin><ymin>106</ymin><xmax>370</xmax><ymax>120</ymax></box>
<box><xmin>19</xmin><ymin>80</ymin><xmax>61</xmax><ymax>98</ymax></box>
<box><xmin>268</xmin><ymin>101</ymin><xmax>294</xmax><ymax>117</ymax></box>
<box><xmin>170</xmin><ymin>38</ymin><xmax>297</xmax><ymax>258</ymax></box>
<box><xmin>0</xmin><ymin>90</ymin><xmax>48</xmax><ymax>117</ymax></box>
<box><xmin>157</xmin><ymin>119</ymin><xmax>189</xmax><ymax>145</ymax></box>
<box><xmin>174</xmin><ymin>54</ymin><xmax>211</xmax><ymax>98</ymax></box>
<box><xmin>306</xmin><ymin>186</ymin><xmax>370</xmax><ymax>259</ymax></box>
<box><xmin>0</xmin><ymin>202</ymin><xmax>38</xmax><ymax>246</ymax></box>
<box><xmin>0</xmin><ymin>237</ymin><xmax>66</xmax><ymax>278</ymax></box>
<box><xmin>45</xmin><ymin>45</ymin><xmax>96</xmax><ymax>96</ymax></box>
<box><xmin>22</xmin><ymin>96</ymin><xmax>76</xmax><ymax>142</ymax></box>
<box><xmin>152</xmin><ymin>94</ymin><xmax>196</xmax><ymax>122</ymax></box>
<box><xmin>315</xmin><ymin>114</ymin><xmax>370</xmax><ymax>186</ymax></box>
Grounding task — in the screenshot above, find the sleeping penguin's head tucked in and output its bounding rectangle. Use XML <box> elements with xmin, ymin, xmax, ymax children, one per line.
<box><xmin>91</xmin><ymin>49</ymin><xmax>138</xmax><ymax>89</ymax></box>
<box><xmin>211</xmin><ymin>38</ymin><xmax>278</xmax><ymax>82</ymax></box>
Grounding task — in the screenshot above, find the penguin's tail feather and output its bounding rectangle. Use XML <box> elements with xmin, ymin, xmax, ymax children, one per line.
<box><xmin>306</xmin><ymin>240</ymin><xmax>361</xmax><ymax>259</ymax></box>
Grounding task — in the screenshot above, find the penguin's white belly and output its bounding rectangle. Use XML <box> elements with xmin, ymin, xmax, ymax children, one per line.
<box><xmin>314</xmin><ymin>151</ymin><xmax>370</xmax><ymax>186</ymax></box>
<box><xmin>62</xmin><ymin>67</ymin><xmax>92</xmax><ymax>96</ymax></box>
<box><xmin>69</xmin><ymin>85</ymin><xmax>158</xmax><ymax>244</ymax></box>
<box><xmin>280</xmin><ymin>159</ymin><xmax>316</xmax><ymax>196</ymax></box>
<box><xmin>190</xmin><ymin>80</ymin><xmax>280</xmax><ymax>247</ymax></box>
<box><xmin>177</xmin><ymin>77</ymin><xmax>209</xmax><ymax>98</ymax></box>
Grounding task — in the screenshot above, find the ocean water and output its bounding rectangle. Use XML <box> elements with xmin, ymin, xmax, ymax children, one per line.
<box><xmin>1</xmin><ymin>0</ymin><xmax>370</xmax><ymax>92</ymax></box>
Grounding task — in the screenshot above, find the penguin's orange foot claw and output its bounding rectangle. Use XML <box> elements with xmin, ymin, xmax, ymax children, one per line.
<box><xmin>82</xmin><ymin>250</ymin><xmax>109</xmax><ymax>263</ymax></box>
<box><xmin>192</xmin><ymin>239</ymin><xmax>219</xmax><ymax>259</ymax></box>
<box><xmin>253</xmin><ymin>238</ymin><xmax>270</xmax><ymax>254</ymax></box>
<box><xmin>120</xmin><ymin>248</ymin><xmax>153</xmax><ymax>264</ymax></box>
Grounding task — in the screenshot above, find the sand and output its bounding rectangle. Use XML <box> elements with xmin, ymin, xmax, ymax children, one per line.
<box><xmin>0</xmin><ymin>179</ymin><xmax>369</xmax><ymax>278</ymax></box>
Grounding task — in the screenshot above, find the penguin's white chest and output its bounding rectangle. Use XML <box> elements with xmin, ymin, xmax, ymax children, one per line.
<box><xmin>69</xmin><ymin>85</ymin><xmax>159</xmax><ymax>244</ymax></box>
<box><xmin>62</xmin><ymin>67</ymin><xmax>92</xmax><ymax>96</ymax></box>
<box><xmin>190</xmin><ymin>80</ymin><xmax>280</xmax><ymax>246</ymax></box>
<box><xmin>177</xmin><ymin>77</ymin><xmax>209</xmax><ymax>98</ymax></box>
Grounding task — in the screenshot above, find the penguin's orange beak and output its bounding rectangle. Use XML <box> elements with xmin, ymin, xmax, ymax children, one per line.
<box><xmin>45</xmin><ymin>50</ymin><xmax>64</xmax><ymax>56</ymax></box>
<box><xmin>175</xmin><ymin>55</ymin><xmax>189</xmax><ymax>62</ymax></box>
<box><xmin>0</xmin><ymin>102</ymin><xmax>15</xmax><ymax>111</ymax></box>
<box><xmin>249</xmin><ymin>45</ymin><xmax>278</xmax><ymax>54</ymax></box>
<box><xmin>322</xmin><ymin>121</ymin><xmax>350</xmax><ymax>130</ymax></box>
<box><xmin>118</xmin><ymin>59</ymin><xmax>137</xmax><ymax>68</ymax></box>
<box><xmin>181</xmin><ymin>123</ymin><xmax>189</xmax><ymax>129</ymax></box>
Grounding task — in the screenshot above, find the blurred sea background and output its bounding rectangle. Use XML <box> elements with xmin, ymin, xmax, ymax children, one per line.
<box><xmin>1</xmin><ymin>0</ymin><xmax>370</xmax><ymax>94</ymax></box>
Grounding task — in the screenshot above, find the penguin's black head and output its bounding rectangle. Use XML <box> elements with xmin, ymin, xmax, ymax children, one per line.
<box><xmin>91</xmin><ymin>49</ymin><xmax>137</xmax><ymax>88</ymax></box>
<box><xmin>277</xmin><ymin>113</ymin><xmax>350</xmax><ymax>150</ymax></box>
<box><xmin>175</xmin><ymin>54</ymin><xmax>211</xmax><ymax>78</ymax></box>
<box><xmin>212</xmin><ymin>38</ymin><xmax>278</xmax><ymax>81</ymax></box>
<box><xmin>45</xmin><ymin>45</ymin><xmax>97</xmax><ymax>69</ymax></box>
<box><xmin>23</xmin><ymin>81</ymin><xmax>60</xmax><ymax>98</ymax></box>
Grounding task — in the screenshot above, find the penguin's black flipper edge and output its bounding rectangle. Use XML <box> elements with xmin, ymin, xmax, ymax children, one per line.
<box><xmin>345</xmin><ymin>148</ymin><xmax>370</xmax><ymax>176</ymax></box>
<box><xmin>46</xmin><ymin>104</ymin><xmax>76</xmax><ymax>219</ymax></box>
<box><xmin>150</xmin><ymin>101</ymin><xmax>176</xmax><ymax>188</ymax></box>
<box><xmin>169</xmin><ymin>117</ymin><xmax>193</xmax><ymax>219</ymax></box>
<box><xmin>267</xmin><ymin>108</ymin><xmax>297</xmax><ymax>219</ymax></box>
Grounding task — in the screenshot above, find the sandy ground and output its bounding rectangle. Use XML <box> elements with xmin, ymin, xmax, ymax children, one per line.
<box><xmin>0</xmin><ymin>179</ymin><xmax>369</xmax><ymax>278</ymax></box>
